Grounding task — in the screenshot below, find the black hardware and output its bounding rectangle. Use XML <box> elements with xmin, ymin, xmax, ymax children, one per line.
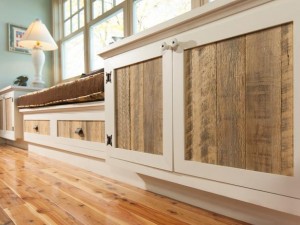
<box><xmin>75</xmin><ymin>128</ymin><xmax>84</xmax><ymax>136</ymax></box>
<box><xmin>106</xmin><ymin>72</ymin><xmax>112</xmax><ymax>83</ymax></box>
<box><xmin>106</xmin><ymin>135</ymin><xmax>112</xmax><ymax>146</ymax></box>
<box><xmin>33</xmin><ymin>125</ymin><xmax>38</xmax><ymax>131</ymax></box>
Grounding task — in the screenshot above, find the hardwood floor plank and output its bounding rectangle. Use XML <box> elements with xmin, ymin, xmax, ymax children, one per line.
<box><xmin>0</xmin><ymin>207</ymin><xmax>14</xmax><ymax>225</ymax></box>
<box><xmin>4</xmin><ymin>204</ymin><xmax>47</xmax><ymax>225</ymax></box>
<box><xmin>0</xmin><ymin>145</ymin><xmax>250</xmax><ymax>225</ymax></box>
<box><xmin>0</xmin><ymin>180</ymin><xmax>24</xmax><ymax>209</ymax></box>
<box><xmin>3</xmin><ymin>147</ymin><xmax>248</xmax><ymax>225</ymax></box>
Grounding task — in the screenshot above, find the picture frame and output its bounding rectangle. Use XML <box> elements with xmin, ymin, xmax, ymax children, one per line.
<box><xmin>8</xmin><ymin>23</ymin><xmax>30</xmax><ymax>54</ymax></box>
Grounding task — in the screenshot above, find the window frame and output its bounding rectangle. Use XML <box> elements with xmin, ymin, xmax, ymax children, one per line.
<box><xmin>53</xmin><ymin>0</ymin><xmax>207</xmax><ymax>83</ymax></box>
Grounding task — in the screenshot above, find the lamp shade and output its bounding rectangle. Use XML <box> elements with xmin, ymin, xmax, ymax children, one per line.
<box><xmin>19</xmin><ymin>19</ymin><xmax>58</xmax><ymax>51</ymax></box>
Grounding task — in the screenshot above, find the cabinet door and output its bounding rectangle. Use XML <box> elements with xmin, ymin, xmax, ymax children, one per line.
<box><xmin>105</xmin><ymin>41</ymin><xmax>173</xmax><ymax>170</ymax></box>
<box><xmin>173</xmin><ymin>0</ymin><xmax>300</xmax><ymax>198</ymax></box>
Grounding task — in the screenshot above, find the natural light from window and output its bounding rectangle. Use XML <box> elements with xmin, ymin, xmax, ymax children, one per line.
<box><xmin>90</xmin><ymin>10</ymin><xmax>124</xmax><ymax>70</ymax></box>
<box><xmin>62</xmin><ymin>33</ymin><xmax>85</xmax><ymax>79</ymax></box>
<box><xmin>133</xmin><ymin>0</ymin><xmax>191</xmax><ymax>33</ymax></box>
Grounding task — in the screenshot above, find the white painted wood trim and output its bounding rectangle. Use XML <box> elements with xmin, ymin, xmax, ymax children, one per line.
<box><xmin>108</xmin><ymin>157</ymin><xmax>300</xmax><ymax>217</ymax></box>
<box><xmin>19</xmin><ymin>101</ymin><xmax>105</xmax><ymax>113</ymax></box>
<box><xmin>99</xmin><ymin>0</ymin><xmax>273</xmax><ymax>59</ymax></box>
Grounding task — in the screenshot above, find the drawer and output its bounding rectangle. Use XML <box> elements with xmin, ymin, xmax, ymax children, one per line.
<box><xmin>57</xmin><ymin>120</ymin><xmax>105</xmax><ymax>143</ymax></box>
<box><xmin>24</xmin><ymin>120</ymin><xmax>50</xmax><ymax>135</ymax></box>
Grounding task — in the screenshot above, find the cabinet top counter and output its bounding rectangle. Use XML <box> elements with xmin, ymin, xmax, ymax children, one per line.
<box><xmin>0</xmin><ymin>85</ymin><xmax>42</xmax><ymax>95</ymax></box>
<box><xmin>98</xmin><ymin>0</ymin><xmax>273</xmax><ymax>59</ymax></box>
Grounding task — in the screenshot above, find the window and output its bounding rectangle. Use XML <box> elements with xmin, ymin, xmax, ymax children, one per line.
<box><xmin>63</xmin><ymin>0</ymin><xmax>85</xmax><ymax>36</ymax></box>
<box><xmin>62</xmin><ymin>32</ymin><xmax>85</xmax><ymax>79</ymax></box>
<box><xmin>133</xmin><ymin>0</ymin><xmax>191</xmax><ymax>33</ymax></box>
<box><xmin>92</xmin><ymin>0</ymin><xmax>125</xmax><ymax>19</ymax></box>
<box><xmin>90</xmin><ymin>10</ymin><xmax>124</xmax><ymax>70</ymax></box>
<box><xmin>57</xmin><ymin>0</ymin><xmax>211</xmax><ymax>81</ymax></box>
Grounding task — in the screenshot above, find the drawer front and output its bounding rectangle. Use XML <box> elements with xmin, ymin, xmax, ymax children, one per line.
<box><xmin>57</xmin><ymin>120</ymin><xmax>105</xmax><ymax>143</ymax></box>
<box><xmin>24</xmin><ymin>120</ymin><xmax>50</xmax><ymax>135</ymax></box>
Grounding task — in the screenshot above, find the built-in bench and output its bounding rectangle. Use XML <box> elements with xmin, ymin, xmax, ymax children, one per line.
<box><xmin>18</xmin><ymin>71</ymin><xmax>106</xmax><ymax>161</ymax></box>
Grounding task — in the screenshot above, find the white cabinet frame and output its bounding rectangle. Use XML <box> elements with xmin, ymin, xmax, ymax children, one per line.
<box><xmin>105</xmin><ymin>41</ymin><xmax>174</xmax><ymax>171</ymax></box>
<box><xmin>173</xmin><ymin>0</ymin><xmax>300</xmax><ymax>199</ymax></box>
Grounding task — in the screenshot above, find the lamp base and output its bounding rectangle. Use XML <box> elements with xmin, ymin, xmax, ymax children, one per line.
<box><xmin>31</xmin><ymin>48</ymin><xmax>45</xmax><ymax>88</ymax></box>
<box><xmin>31</xmin><ymin>80</ymin><xmax>45</xmax><ymax>88</ymax></box>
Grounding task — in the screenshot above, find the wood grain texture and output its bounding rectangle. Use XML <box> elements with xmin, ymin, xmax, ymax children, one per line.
<box><xmin>115</xmin><ymin>57</ymin><xmax>163</xmax><ymax>155</ymax></box>
<box><xmin>4</xmin><ymin>204</ymin><xmax>47</xmax><ymax>225</ymax></box>
<box><xmin>57</xmin><ymin>120</ymin><xmax>105</xmax><ymax>143</ymax></box>
<box><xmin>116</xmin><ymin>67</ymin><xmax>131</xmax><ymax>149</ymax></box>
<box><xmin>0</xmin><ymin>145</ymin><xmax>250</xmax><ymax>225</ymax></box>
<box><xmin>246</xmin><ymin>26</ymin><xmax>282</xmax><ymax>174</ymax></box>
<box><xmin>143</xmin><ymin>57</ymin><xmax>163</xmax><ymax>155</ymax></box>
<box><xmin>280</xmin><ymin>23</ymin><xmax>294</xmax><ymax>176</ymax></box>
<box><xmin>0</xmin><ymin>99</ymin><xmax>3</xmax><ymax>130</ymax></box>
<box><xmin>24</xmin><ymin>120</ymin><xmax>50</xmax><ymax>135</ymax></box>
<box><xmin>185</xmin><ymin>44</ymin><xmax>217</xmax><ymax>164</ymax></box>
<box><xmin>216</xmin><ymin>36</ymin><xmax>246</xmax><ymax>168</ymax></box>
<box><xmin>5</xmin><ymin>98</ymin><xmax>13</xmax><ymax>131</ymax></box>
<box><xmin>130</xmin><ymin>62</ymin><xmax>145</xmax><ymax>152</ymax></box>
<box><xmin>0</xmin><ymin>207</ymin><xmax>14</xmax><ymax>225</ymax></box>
<box><xmin>185</xmin><ymin>23</ymin><xmax>293</xmax><ymax>175</ymax></box>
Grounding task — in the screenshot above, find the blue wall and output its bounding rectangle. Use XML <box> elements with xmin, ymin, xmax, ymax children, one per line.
<box><xmin>0</xmin><ymin>0</ymin><xmax>53</xmax><ymax>89</ymax></box>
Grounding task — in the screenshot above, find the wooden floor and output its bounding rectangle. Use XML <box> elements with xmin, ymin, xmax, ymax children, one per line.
<box><xmin>0</xmin><ymin>144</ymin><xmax>250</xmax><ymax>225</ymax></box>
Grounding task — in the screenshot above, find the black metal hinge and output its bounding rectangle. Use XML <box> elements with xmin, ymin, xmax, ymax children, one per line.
<box><xmin>12</xmin><ymin>126</ymin><xmax>14</xmax><ymax>131</ymax></box>
<box><xmin>106</xmin><ymin>72</ymin><xmax>112</xmax><ymax>83</ymax></box>
<box><xmin>106</xmin><ymin>134</ymin><xmax>112</xmax><ymax>146</ymax></box>
<box><xmin>11</xmin><ymin>98</ymin><xmax>14</xmax><ymax>102</ymax></box>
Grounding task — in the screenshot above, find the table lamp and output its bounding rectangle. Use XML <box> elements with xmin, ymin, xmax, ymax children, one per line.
<box><xmin>19</xmin><ymin>19</ymin><xmax>58</xmax><ymax>87</ymax></box>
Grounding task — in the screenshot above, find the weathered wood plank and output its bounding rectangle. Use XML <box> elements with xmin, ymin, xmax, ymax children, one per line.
<box><xmin>216</xmin><ymin>36</ymin><xmax>246</xmax><ymax>168</ymax></box>
<box><xmin>185</xmin><ymin>44</ymin><xmax>217</xmax><ymax>164</ymax></box>
<box><xmin>115</xmin><ymin>67</ymin><xmax>131</xmax><ymax>149</ymax></box>
<box><xmin>129</xmin><ymin>62</ymin><xmax>145</xmax><ymax>152</ymax></box>
<box><xmin>24</xmin><ymin>120</ymin><xmax>50</xmax><ymax>135</ymax></box>
<box><xmin>281</xmin><ymin>23</ymin><xmax>294</xmax><ymax>176</ymax></box>
<box><xmin>143</xmin><ymin>57</ymin><xmax>163</xmax><ymax>155</ymax></box>
<box><xmin>246</xmin><ymin>26</ymin><xmax>282</xmax><ymax>174</ymax></box>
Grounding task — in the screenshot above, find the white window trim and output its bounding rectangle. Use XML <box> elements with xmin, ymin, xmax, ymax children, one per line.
<box><xmin>52</xmin><ymin>0</ymin><xmax>206</xmax><ymax>83</ymax></box>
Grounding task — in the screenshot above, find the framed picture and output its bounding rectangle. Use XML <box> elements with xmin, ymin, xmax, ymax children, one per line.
<box><xmin>8</xmin><ymin>23</ymin><xmax>30</xmax><ymax>54</ymax></box>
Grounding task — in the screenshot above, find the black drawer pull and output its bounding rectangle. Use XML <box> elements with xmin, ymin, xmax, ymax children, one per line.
<box><xmin>75</xmin><ymin>128</ymin><xmax>84</xmax><ymax>136</ymax></box>
<box><xmin>33</xmin><ymin>125</ymin><xmax>38</xmax><ymax>131</ymax></box>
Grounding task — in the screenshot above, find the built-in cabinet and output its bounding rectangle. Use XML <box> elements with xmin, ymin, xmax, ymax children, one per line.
<box><xmin>0</xmin><ymin>86</ymin><xmax>39</xmax><ymax>140</ymax></box>
<box><xmin>102</xmin><ymin>0</ymin><xmax>300</xmax><ymax>217</ymax></box>
<box><xmin>20</xmin><ymin>102</ymin><xmax>106</xmax><ymax>159</ymax></box>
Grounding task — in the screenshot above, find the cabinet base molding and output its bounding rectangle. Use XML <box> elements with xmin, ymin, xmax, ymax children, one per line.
<box><xmin>27</xmin><ymin>144</ymin><xmax>300</xmax><ymax>225</ymax></box>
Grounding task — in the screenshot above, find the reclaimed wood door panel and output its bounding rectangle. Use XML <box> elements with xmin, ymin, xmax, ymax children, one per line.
<box><xmin>280</xmin><ymin>24</ymin><xmax>294</xmax><ymax>176</ymax></box>
<box><xmin>116</xmin><ymin>67</ymin><xmax>131</xmax><ymax>150</ymax></box>
<box><xmin>245</xmin><ymin>26</ymin><xmax>282</xmax><ymax>174</ymax></box>
<box><xmin>115</xmin><ymin>57</ymin><xmax>163</xmax><ymax>155</ymax></box>
<box><xmin>216</xmin><ymin>36</ymin><xmax>246</xmax><ymax>169</ymax></box>
<box><xmin>57</xmin><ymin>120</ymin><xmax>105</xmax><ymax>143</ymax></box>
<box><xmin>184</xmin><ymin>23</ymin><xmax>293</xmax><ymax>176</ymax></box>
<box><xmin>184</xmin><ymin>44</ymin><xmax>217</xmax><ymax>164</ymax></box>
<box><xmin>5</xmin><ymin>98</ymin><xmax>13</xmax><ymax>131</ymax></box>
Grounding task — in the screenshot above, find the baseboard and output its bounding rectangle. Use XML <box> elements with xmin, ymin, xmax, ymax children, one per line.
<box><xmin>27</xmin><ymin>143</ymin><xmax>300</xmax><ymax>225</ymax></box>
